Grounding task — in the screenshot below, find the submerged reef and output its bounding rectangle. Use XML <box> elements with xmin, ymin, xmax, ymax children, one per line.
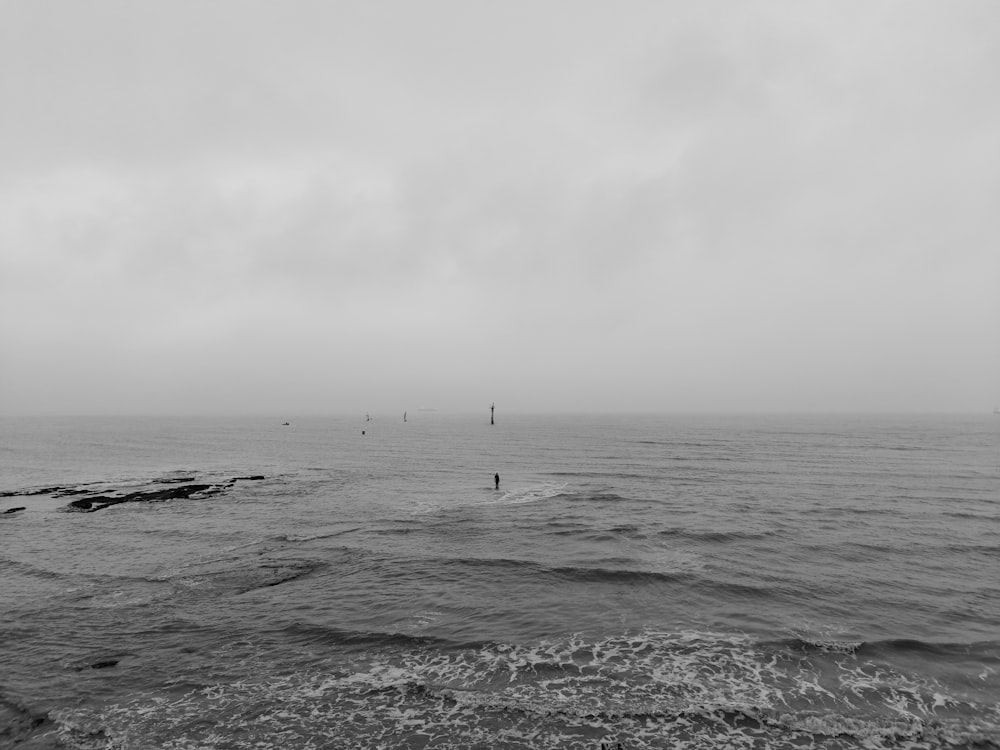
<box><xmin>0</xmin><ymin>475</ymin><xmax>265</xmax><ymax>513</ymax></box>
<box><xmin>66</xmin><ymin>483</ymin><xmax>223</xmax><ymax>512</ymax></box>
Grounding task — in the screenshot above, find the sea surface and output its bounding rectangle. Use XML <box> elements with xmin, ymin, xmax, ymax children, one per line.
<box><xmin>1</xmin><ymin>413</ymin><xmax>998</xmax><ymax>749</ymax></box>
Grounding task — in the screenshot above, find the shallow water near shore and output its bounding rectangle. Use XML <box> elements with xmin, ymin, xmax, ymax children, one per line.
<box><xmin>1</xmin><ymin>413</ymin><xmax>998</xmax><ymax>748</ymax></box>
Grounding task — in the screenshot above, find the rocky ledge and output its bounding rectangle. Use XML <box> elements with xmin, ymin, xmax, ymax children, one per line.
<box><xmin>1</xmin><ymin>475</ymin><xmax>266</xmax><ymax>513</ymax></box>
<box><xmin>65</xmin><ymin>475</ymin><xmax>266</xmax><ymax>512</ymax></box>
<box><xmin>67</xmin><ymin>483</ymin><xmax>222</xmax><ymax>512</ymax></box>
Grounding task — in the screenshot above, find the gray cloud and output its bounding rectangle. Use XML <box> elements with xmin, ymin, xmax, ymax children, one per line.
<box><xmin>2</xmin><ymin>1</ymin><xmax>997</xmax><ymax>414</ymax></box>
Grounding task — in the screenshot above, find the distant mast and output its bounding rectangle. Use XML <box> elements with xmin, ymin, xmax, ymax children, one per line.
<box><xmin>490</xmin><ymin>402</ymin><xmax>495</xmax><ymax>426</ymax></box>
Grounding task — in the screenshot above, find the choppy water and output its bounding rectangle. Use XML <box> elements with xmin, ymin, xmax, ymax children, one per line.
<box><xmin>1</xmin><ymin>413</ymin><xmax>998</xmax><ymax>749</ymax></box>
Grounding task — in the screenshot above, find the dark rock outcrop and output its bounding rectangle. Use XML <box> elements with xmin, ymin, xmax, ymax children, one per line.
<box><xmin>0</xmin><ymin>694</ymin><xmax>55</xmax><ymax>748</ymax></box>
<box><xmin>1</xmin><ymin>483</ymin><xmax>100</xmax><ymax>498</ymax></box>
<box><xmin>0</xmin><ymin>486</ymin><xmax>66</xmax><ymax>497</ymax></box>
<box><xmin>4</xmin><ymin>474</ymin><xmax>268</xmax><ymax>513</ymax></box>
<box><xmin>66</xmin><ymin>483</ymin><xmax>223</xmax><ymax>513</ymax></box>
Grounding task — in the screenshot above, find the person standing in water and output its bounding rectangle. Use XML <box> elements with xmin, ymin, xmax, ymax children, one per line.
<box><xmin>494</xmin><ymin>473</ymin><xmax>500</xmax><ymax>490</ymax></box>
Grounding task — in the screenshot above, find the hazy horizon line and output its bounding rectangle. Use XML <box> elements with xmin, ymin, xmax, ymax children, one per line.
<box><xmin>1</xmin><ymin>409</ymin><xmax>994</xmax><ymax>419</ymax></box>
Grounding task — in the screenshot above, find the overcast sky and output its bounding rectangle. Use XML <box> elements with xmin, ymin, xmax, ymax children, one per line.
<box><xmin>1</xmin><ymin>1</ymin><xmax>997</xmax><ymax>415</ymax></box>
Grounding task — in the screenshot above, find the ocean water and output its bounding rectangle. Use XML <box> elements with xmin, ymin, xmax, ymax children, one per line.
<box><xmin>0</xmin><ymin>413</ymin><xmax>997</xmax><ymax>749</ymax></box>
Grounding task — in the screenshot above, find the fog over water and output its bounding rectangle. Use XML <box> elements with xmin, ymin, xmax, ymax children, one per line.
<box><xmin>1</xmin><ymin>1</ymin><xmax>997</xmax><ymax>416</ymax></box>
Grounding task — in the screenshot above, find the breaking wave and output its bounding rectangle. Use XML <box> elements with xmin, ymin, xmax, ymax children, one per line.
<box><xmin>54</xmin><ymin>629</ymin><xmax>1000</xmax><ymax>749</ymax></box>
